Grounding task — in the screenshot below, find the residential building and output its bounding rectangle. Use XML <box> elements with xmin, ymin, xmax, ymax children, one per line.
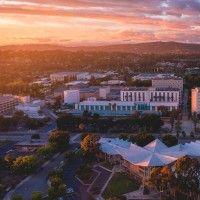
<box><xmin>191</xmin><ymin>87</ymin><xmax>200</xmax><ymax>113</ymax></box>
<box><xmin>0</xmin><ymin>95</ymin><xmax>18</xmax><ymax>115</ymax></box>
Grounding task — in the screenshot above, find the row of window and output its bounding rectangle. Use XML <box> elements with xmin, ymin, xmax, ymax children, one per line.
<box><xmin>79</xmin><ymin>104</ymin><xmax>151</xmax><ymax>111</ymax></box>
<box><xmin>122</xmin><ymin>92</ymin><xmax>179</xmax><ymax>102</ymax></box>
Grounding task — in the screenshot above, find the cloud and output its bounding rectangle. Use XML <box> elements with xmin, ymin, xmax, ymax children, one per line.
<box><xmin>0</xmin><ymin>0</ymin><xmax>199</xmax><ymax>45</ymax></box>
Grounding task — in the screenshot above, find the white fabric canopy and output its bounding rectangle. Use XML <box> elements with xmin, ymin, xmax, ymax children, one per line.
<box><xmin>99</xmin><ymin>138</ymin><xmax>200</xmax><ymax>167</ymax></box>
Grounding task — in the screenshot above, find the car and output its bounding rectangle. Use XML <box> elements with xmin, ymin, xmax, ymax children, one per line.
<box><xmin>66</xmin><ymin>187</ymin><xmax>74</xmax><ymax>194</ymax></box>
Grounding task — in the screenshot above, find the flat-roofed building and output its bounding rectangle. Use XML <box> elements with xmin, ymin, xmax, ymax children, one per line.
<box><xmin>191</xmin><ymin>87</ymin><xmax>200</xmax><ymax>113</ymax></box>
<box><xmin>121</xmin><ymin>87</ymin><xmax>180</xmax><ymax>112</ymax></box>
<box><xmin>50</xmin><ymin>72</ymin><xmax>77</xmax><ymax>82</ymax></box>
<box><xmin>0</xmin><ymin>95</ymin><xmax>18</xmax><ymax>115</ymax></box>
<box><xmin>152</xmin><ymin>77</ymin><xmax>183</xmax><ymax>92</ymax></box>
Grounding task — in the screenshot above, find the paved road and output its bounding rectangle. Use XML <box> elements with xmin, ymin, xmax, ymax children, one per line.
<box><xmin>0</xmin><ymin>141</ymin><xmax>16</xmax><ymax>157</ymax></box>
<box><xmin>4</xmin><ymin>143</ymin><xmax>78</xmax><ymax>200</ymax></box>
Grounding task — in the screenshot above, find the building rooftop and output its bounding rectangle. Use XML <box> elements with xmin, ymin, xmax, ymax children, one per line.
<box><xmin>99</xmin><ymin>138</ymin><xmax>200</xmax><ymax>167</ymax></box>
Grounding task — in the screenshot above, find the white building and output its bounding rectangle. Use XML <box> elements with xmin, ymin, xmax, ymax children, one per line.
<box><xmin>121</xmin><ymin>87</ymin><xmax>180</xmax><ymax>111</ymax></box>
<box><xmin>152</xmin><ymin>77</ymin><xmax>183</xmax><ymax>92</ymax></box>
<box><xmin>132</xmin><ymin>73</ymin><xmax>175</xmax><ymax>81</ymax></box>
<box><xmin>76</xmin><ymin>72</ymin><xmax>90</xmax><ymax>80</ymax></box>
<box><xmin>191</xmin><ymin>87</ymin><xmax>200</xmax><ymax>113</ymax></box>
<box><xmin>64</xmin><ymin>90</ymin><xmax>80</xmax><ymax>104</ymax></box>
<box><xmin>73</xmin><ymin>87</ymin><xmax>180</xmax><ymax>116</ymax></box>
<box><xmin>99</xmin><ymin>86</ymin><xmax>111</xmax><ymax>99</ymax></box>
<box><xmin>99</xmin><ymin>138</ymin><xmax>200</xmax><ymax>178</ymax></box>
<box><xmin>15</xmin><ymin>100</ymin><xmax>45</xmax><ymax>119</ymax></box>
<box><xmin>50</xmin><ymin>72</ymin><xmax>77</xmax><ymax>82</ymax></box>
<box><xmin>101</xmin><ymin>80</ymin><xmax>125</xmax><ymax>85</ymax></box>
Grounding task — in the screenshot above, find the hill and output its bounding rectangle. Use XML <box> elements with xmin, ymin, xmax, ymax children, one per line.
<box><xmin>1</xmin><ymin>41</ymin><xmax>200</xmax><ymax>54</ymax></box>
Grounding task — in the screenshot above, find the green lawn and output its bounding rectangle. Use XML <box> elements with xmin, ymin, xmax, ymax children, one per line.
<box><xmin>103</xmin><ymin>172</ymin><xmax>140</xmax><ymax>199</ymax></box>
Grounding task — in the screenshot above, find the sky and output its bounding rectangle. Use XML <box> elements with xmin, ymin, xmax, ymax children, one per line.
<box><xmin>0</xmin><ymin>0</ymin><xmax>200</xmax><ymax>46</ymax></box>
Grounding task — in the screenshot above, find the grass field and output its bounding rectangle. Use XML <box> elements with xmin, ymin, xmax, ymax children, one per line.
<box><xmin>103</xmin><ymin>172</ymin><xmax>140</xmax><ymax>199</ymax></box>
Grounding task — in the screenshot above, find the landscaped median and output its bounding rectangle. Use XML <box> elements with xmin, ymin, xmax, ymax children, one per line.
<box><xmin>103</xmin><ymin>172</ymin><xmax>140</xmax><ymax>199</ymax></box>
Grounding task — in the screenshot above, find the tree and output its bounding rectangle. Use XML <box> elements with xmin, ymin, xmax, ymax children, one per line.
<box><xmin>11</xmin><ymin>194</ymin><xmax>23</xmax><ymax>200</ymax></box>
<box><xmin>149</xmin><ymin>166</ymin><xmax>175</xmax><ymax>193</ymax></box>
<box><xmin>191</xmin><ymin>112</ymin><xmax>199</xmax><ymax>134</ymax></box>
<box><xmin>119</xmin><ymin>133</ymin><xmax>129</xmax><ymax>141</ymax></box>
<box><xmin>140</xmin><ymin>114</ymin><xmax>163</xmax><ymax>132</ymax></box>
<box><xmin>162</xmin><ymin>134</ymin><xmax>178</xmax><ymax>147</ymax></box>
<box><xmin>175</xmin><ymin>117</ymin><xmax>182</xmax><ymax>138</ymax></box>
<box><xmin>149</xmin><ymin>166</ymin><xmax>175</xmax><ymax>191</ymax></box>
<box><xmin>31</xmin><ymin>192</ymin><xmax>42</xmax><ymax>200</ymax></box>
<box><xmin>169</xmin><ymin>110</ymin><xmax>180</xmax><ymax>132</ymax></box>
<box><xmin>49</xmin><ymin>130</ymin><xmax>69</xmax><ymax>151</ymax></box>
<box><xmin>12</xmin><ymin>155</ymin><xmax>38</xmax><ymax>175</ymax></box>
<box><xmin>37</xmin><ymin>145</ymin><xmax>54</xmax><ymax>159</ymax></box>
<box><xmin>133</xmin><ymin>133</ymin><xmax>155</xmax><ymax>147</ymax></box>
<box><xmin>48</xmin><ymin>174</ymin><xmax>66</xmax><ymax>200</ymax></box>
<box><xmin>81</xmin><ymin>134</ymin><xmax>100</xmax><ymax>153</ymax></box>
<box><xmin>4</xmin><ymin>153</ymin><xmax>15</xmax><ymax>167</ymax></box>
<box><xmin>174</xmin><ymin>156</ymin><xmax>200</xmax><ymax>193</ymax></box>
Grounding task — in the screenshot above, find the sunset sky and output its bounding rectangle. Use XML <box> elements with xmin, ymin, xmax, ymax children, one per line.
<box><xmin>0</xmin><ymin>0</ymin><xmax>200</xmax><ymax>46</ymax></box>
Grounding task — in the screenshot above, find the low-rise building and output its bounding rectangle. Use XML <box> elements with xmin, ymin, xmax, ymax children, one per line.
<box><xmin>99</xmin><ymin>138</ymin><xmax>200</xmax><ymax>179</ymax></box>
<box><xmin>0</xmin><ymin>95</ymin><xmax>18</xmax><ymax>115</ymax></box>
<box><xmin>121</xmin><ymin>87</ymin><xmax>180</xmax><ymax>111</ymax></box>
<box><xmin>152</xmin><ymin>77</ymin><xmax>183</xmax><ymax>92</ymax></box>
<box><xmin>64</xmin><ymin>90</ymin><xmax>80</xmax><ymax>104</ymax></box>
<box><xmin>50</xmin><ymin>72</ymin><xmax>77</xmax><ymax>82</ymax></box>
<box><xmin>15</xmin><ymin>100</ymin><xmax>45</xmax><ymax>119</ymax></box>
<box><xmin>73</xmin><ymin>87</ymin><xmax>180</xmax><ymax>116</ymax></box>
<box><xmin>191</xmin><ymin>87</ymin><xmax>200</xmax><ymax>113</ymax></box>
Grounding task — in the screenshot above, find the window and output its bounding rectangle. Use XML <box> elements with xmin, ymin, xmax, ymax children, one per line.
<box><xmin>122</xmin><ymin>106</ymin><xmax>126</xmax><ymax>111</ymax></box>
<box><xmin>100</xmin><ymin>105</ymin><xmax>104</xmax><ymax>110</ymax></box>
<box><xmin>117</xmin><ymin>106</ymin><xmax>121</xmax><ymax>111</ymax></box>
<box><xmin>95</xmin><ymin>105</ymin><xmax>99</xmax><ymax>110</ymax></box>
<box><xmin>127</xmin><ymin>106</ymin><xmax>131</xmax><ymax>111</ymax></box>
<box><xmin>91</xmin><ymin>106</ymin><xmax>94</xmax><ymax>110</ymax></box>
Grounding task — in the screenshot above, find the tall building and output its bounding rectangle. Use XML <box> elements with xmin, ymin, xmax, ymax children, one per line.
<box><xmin>191</xmin><ymin>87</ymin><xmax>200</xmax><ymax>113</ymax></box>
<box><xmin>0</xmin><ymin>95</ymin><xmax>18</xmax><ymax>115</ymax></box>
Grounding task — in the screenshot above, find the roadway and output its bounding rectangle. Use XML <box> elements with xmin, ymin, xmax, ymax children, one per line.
<box><xmin>3</xmin><ymin>143</ymin><xmax>79</xmax><ymax>200</ymax></box>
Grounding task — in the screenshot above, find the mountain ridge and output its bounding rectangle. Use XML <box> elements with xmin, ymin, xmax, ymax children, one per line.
<box><xmin>1</xmin><ymin>41</ymin><xmax>200</xmax><ymax>54</ymax></box>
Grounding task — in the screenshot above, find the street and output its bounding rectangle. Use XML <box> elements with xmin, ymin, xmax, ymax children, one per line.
<box><xmin>3</xmin><ymin>143</ymin><xmax>78</xmax><ymax>200</ymax></box>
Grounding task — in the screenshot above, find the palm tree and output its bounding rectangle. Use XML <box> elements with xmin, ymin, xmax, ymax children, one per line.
<box><xmin>175</xmin><ymin>117</ymin><xmax>182</xmax><ymax>139</ymax></box>
<box><xmin>191</xmin><ymin>112</ymin><xmax>199</xmax><ymax>134</ymax></box>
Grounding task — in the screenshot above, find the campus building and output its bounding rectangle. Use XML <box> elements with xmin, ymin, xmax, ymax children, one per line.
<box><xmin>0</xmin><ymin>95</ymin><xmax>18</xmax><ymax>115</ymax></box>
<box><xmin>73</xmin><ymin>87</ymin><xmax>181</xmax><ymax>116</ymax></box>
<box><xmin>99</xmin><ymin>138</ymin><xmax>200</xmax><ymax>179</ymax></box>
<box><xmin>50</xmin><ymin>72</ymin><xmax>77</xmax><ymax>82</ymax></box>
<box><xmin>191</xmin><ymin>87</ymin><xmax>200</xmax><ymax>113</ymax></box>
<box><xmin>152</xmin><ymin>77</ymin><xmax>183</xmax><ymax>92</ymax></box>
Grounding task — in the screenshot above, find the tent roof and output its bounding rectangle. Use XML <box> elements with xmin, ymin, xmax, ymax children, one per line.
<box><xmin>99</xmin><ymin>138</ymin><xmax>200</xmax><ymax>167</ymax></box>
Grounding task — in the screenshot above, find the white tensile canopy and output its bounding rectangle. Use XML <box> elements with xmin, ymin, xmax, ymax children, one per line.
<box><xmin>99</xmin><ymin>138</ymin><xmax>200</xmax><ymax>167</ymax></box>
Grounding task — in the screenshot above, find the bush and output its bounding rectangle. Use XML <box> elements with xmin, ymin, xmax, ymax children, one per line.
<box><xmin>162</xmin><ymin>134</ymin><xmax>178</xmax><ymax>147</ymax></box>
<box><xmin>31</xmin><ymin>191</ymin><xmax>42</xmax><ymax>200</ymax></box>
<box><xmin>11</xmin><ymin>194</ymin><xmax>23</xmax><ymax>200</ymax></box>
<box><xmin>12</xmin><ymin>155</ymin><xmax>38</xmax><ymax>175</ymax></box>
